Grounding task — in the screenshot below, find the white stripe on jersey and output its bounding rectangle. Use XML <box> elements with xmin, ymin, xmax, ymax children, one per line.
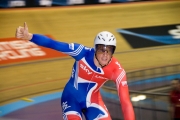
<box><xmin>63</xmin><ymin>44</ymin><xmax>84</xmax><ymax>56</ymax></box>
<box><xmin>89</xmin><ymin>103</ymin><xmax>109</xmax><ymax>120</ymax></box>
<box><xmin>74</xmin><ymin>61</ymin><xmax>79</xmax><ymax>89</ymax></box>
<box><xmin>73</xmin><ymin>76</ymin><xmax>98</xmax><ymax>107</ymax></box>
<box><xmin>116</xmin><ymin>69</ymin><xmax>125</xmax><ymax>91</ymax></box>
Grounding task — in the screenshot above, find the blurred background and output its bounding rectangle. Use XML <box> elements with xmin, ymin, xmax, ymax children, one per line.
<box><xmin>0</xmin><ymin>0</ymin><xmax>180</xmax><ymax>120</ymax></box>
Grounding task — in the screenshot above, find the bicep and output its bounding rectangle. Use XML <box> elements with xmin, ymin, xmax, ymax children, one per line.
<box><xmin>113</xmin><ymin>69</ymin><xmax>131</xmax><ymax>104</ymax></box>
<box><xmin>115</xmin><ymin>72</ymin><xmax>130</xmax><ymax>102</ymax></box>
<box><xmin>30</xmin><ymin>34</ymin><xmax>87</xmax><ymax>60</ymax></box>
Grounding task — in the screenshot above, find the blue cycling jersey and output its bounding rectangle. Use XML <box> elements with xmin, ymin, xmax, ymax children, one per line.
<box><xmin>30</xmin><ymin>34</ymin><xmax>134</xmax><ymax>120</ymax></box>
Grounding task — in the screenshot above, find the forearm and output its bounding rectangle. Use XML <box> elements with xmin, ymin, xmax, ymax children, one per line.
<box><xmin>117</xmin><ymin>77</ymin><xmax>135</xmax><ymax>120</ymax></box>
<box><xmin>121</xmin><ymin>102</ymin><xmax>135</xmax><ymax>120</ymax></box>
<box><xmin>118</xmin><ymin>88</ymin><xmax>135</xmax><ymax>120</ymax></box>
<box><xmin>30</xmin><ymin>34</ymin><xmax>69</xmax><ymax>51</ymax></box>
<box><xmin>30</xmin><ymin>34</ymin><xmax>58</xmax><ymax>47</ymax></box>
<box><xmin>29</xmin><ymin>34</ymin><xmax>86</xmax><ymax>60</ymax></box>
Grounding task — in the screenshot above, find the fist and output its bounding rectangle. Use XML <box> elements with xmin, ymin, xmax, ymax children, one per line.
<box><xmin>16</xmin><ymin>22</ymin><xmax>32</xmax><ymax>40</ymax></box>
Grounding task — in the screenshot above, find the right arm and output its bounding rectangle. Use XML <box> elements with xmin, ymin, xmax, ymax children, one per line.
<box><xmin>30</xmin><ymin>34</ymin><xmax>85</xmax><ymax>60</ymax></box>
<box><xmin>16</xmin><ymin>22</ymin><xmax>87</xmax><ymax>60</ymax></box>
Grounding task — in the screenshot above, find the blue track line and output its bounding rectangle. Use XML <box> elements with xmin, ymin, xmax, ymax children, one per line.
<box><xmin>0</xmin><ymin>91</ymin><xmax>62</xmax><ymax>116</ymax></box>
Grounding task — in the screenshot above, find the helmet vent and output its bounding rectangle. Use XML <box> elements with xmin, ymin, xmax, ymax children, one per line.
<box><xmin>98</xmin><ymin>36</ymin><xmax>101</xmax><ymax>40</ymax></box>
<box><xmin>94</xmin><ymin>31</ymin><xmax>116</xmax><ymax>47</ymax></box>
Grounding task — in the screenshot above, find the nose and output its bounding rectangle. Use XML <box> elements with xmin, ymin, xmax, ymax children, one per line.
<box><xmin>103</xmin><ymin>51</ymin><xmax>108</xmax><ymax>56</ymax></box>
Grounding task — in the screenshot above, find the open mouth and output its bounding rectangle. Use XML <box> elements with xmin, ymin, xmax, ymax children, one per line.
<box><xmin>101</xmin><ymin>57</ymin><xmax>108</xmax><ymax>62</ymax></box>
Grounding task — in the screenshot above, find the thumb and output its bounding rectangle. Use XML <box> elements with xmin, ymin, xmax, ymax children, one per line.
<box><xmin>24</xmin><ymin>22</ymin><xmax>28</xmax><ymax>31</ymax></box>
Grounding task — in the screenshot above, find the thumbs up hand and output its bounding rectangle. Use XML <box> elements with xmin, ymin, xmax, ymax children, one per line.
<box><xmin>16</xmin><ymin>22</ymin><xmax>33</xmax><ymax>40</ymax></box>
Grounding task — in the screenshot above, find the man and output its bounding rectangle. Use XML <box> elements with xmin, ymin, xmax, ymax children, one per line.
<box><xmin>16</xmin><ymin>22</ymin><xmax>135</xmax><ymax>120</ymax></box>
<box><xmin>170</xmin><ymin>78</ymin><xmax>180</xmax><ymax>120</ymax></box>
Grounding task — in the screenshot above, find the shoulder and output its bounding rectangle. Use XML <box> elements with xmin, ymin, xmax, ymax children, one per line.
<box><xmin>104</xmin><ymin>57</ymin><xmax>125</xmax><ymax>74</ymax></box>
<box><xmin>84</xmin><ymin>46</ymin><xmax>93</xmax><ymax>51</ymax></box>
<box><xmin>79</xmin><ymin>46</ymin><xmax>94</xmax><ymax>59</ymax></box>
<box><xmin>106</xmin><ymin>57</ymin><xmax>126</xmax><ymax>81</ymax></box>
<box><xmin>109</xmin><ymin>57</ymin><xmax>124</xmax><ymax>70</ymax></box>
<box><xmin>83</xmin><ymin>46</ymin><xmax>94</xmax><ymax>54</ymax></box>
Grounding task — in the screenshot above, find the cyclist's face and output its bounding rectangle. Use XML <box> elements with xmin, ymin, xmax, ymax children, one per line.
<box><xmin>95</xmin><ymin>44</ymin><xmax>114</xmax><ymax>66</ymax></box>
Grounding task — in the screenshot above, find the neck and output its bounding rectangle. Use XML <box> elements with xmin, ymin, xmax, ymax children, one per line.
<box><xmin>94</xmin><ymin>56</ymin><xmax>102</xmax><ymax>67</ymax></box>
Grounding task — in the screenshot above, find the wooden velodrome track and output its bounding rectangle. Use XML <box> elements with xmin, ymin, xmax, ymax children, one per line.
<box><xmin>0</xmin><ymin>0</ymin><xmax>180</xmax><ymax>105</ymax></box>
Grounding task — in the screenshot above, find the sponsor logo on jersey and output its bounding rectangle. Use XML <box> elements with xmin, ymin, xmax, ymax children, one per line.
<box><xmin>80</xmin><ymin>63</ymin><xmax>92</xmax><ymax>75</ymax></box>
<box><xmin>85</xmin><ymin>47</ymin><xmax>92</xmax><ymax>51</ymax></box>
<box><xmin>71</xmin><ymin>68</ymin><xmax>75</xmax><ymax>78</ymax></box>
<box><xmin>115</xmin><ymin>62</ymin><xmax>122</xmax><ymax>69</ymax></box>
<box><xmin>121</xmin><ymin>81</ymin><xmax>128</xmax><ymax>86</ymax></box>
<box><xmin>62</xmin><ymin>101</ymin><xmax>71</xmax><ymax>111</ymax></box>
<box><xmin>95</xmin><ymin>75</ymin><xmax>108</xmax><ymax>80</ymax></box>
<box><xmin>69</xmin><ymin>43</ymin><xmax>74</xmax><ymax>50</ymax></box>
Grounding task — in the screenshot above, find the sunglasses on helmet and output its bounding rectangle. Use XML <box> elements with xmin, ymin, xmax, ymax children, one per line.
<box><xmin>95</xmin><ymin>44</ymin><xmax>115</xmax><ymax>55</ymax></box>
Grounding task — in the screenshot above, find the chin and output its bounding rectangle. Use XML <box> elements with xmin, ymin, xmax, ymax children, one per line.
<box><xmin>100</xmin><ymin>62</ymin><xmax>108</xmax><ymax>66</ymax></box>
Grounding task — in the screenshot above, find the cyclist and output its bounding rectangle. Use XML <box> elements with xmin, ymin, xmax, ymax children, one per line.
<box><xmin>16</xmin><ymin>22</ymin><xmax>135</xmax><ymax>120</ymax></box>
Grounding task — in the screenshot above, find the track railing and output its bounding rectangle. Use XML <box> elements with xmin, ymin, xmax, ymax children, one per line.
<box><xmin>102</xmin><ymin>63</ymin><xmax>180</xmax><ymax>120</ymax></box>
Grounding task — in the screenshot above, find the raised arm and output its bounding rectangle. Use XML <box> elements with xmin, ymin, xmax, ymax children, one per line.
<box><xmin>15</xmin><ymin>22</ymin><xmax>87</xmax><ymax>60</ymax></box>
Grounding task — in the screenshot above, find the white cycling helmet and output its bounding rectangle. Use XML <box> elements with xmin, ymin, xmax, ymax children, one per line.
<box><xmin>94</xmin><ymin>31</ymin><xmax>116</xmax><ymax>67</ymax></box>
<box><xmin>94</xmin><ymin>31</ymin><xmax>116</xmax><ymax>48</ymax></box>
